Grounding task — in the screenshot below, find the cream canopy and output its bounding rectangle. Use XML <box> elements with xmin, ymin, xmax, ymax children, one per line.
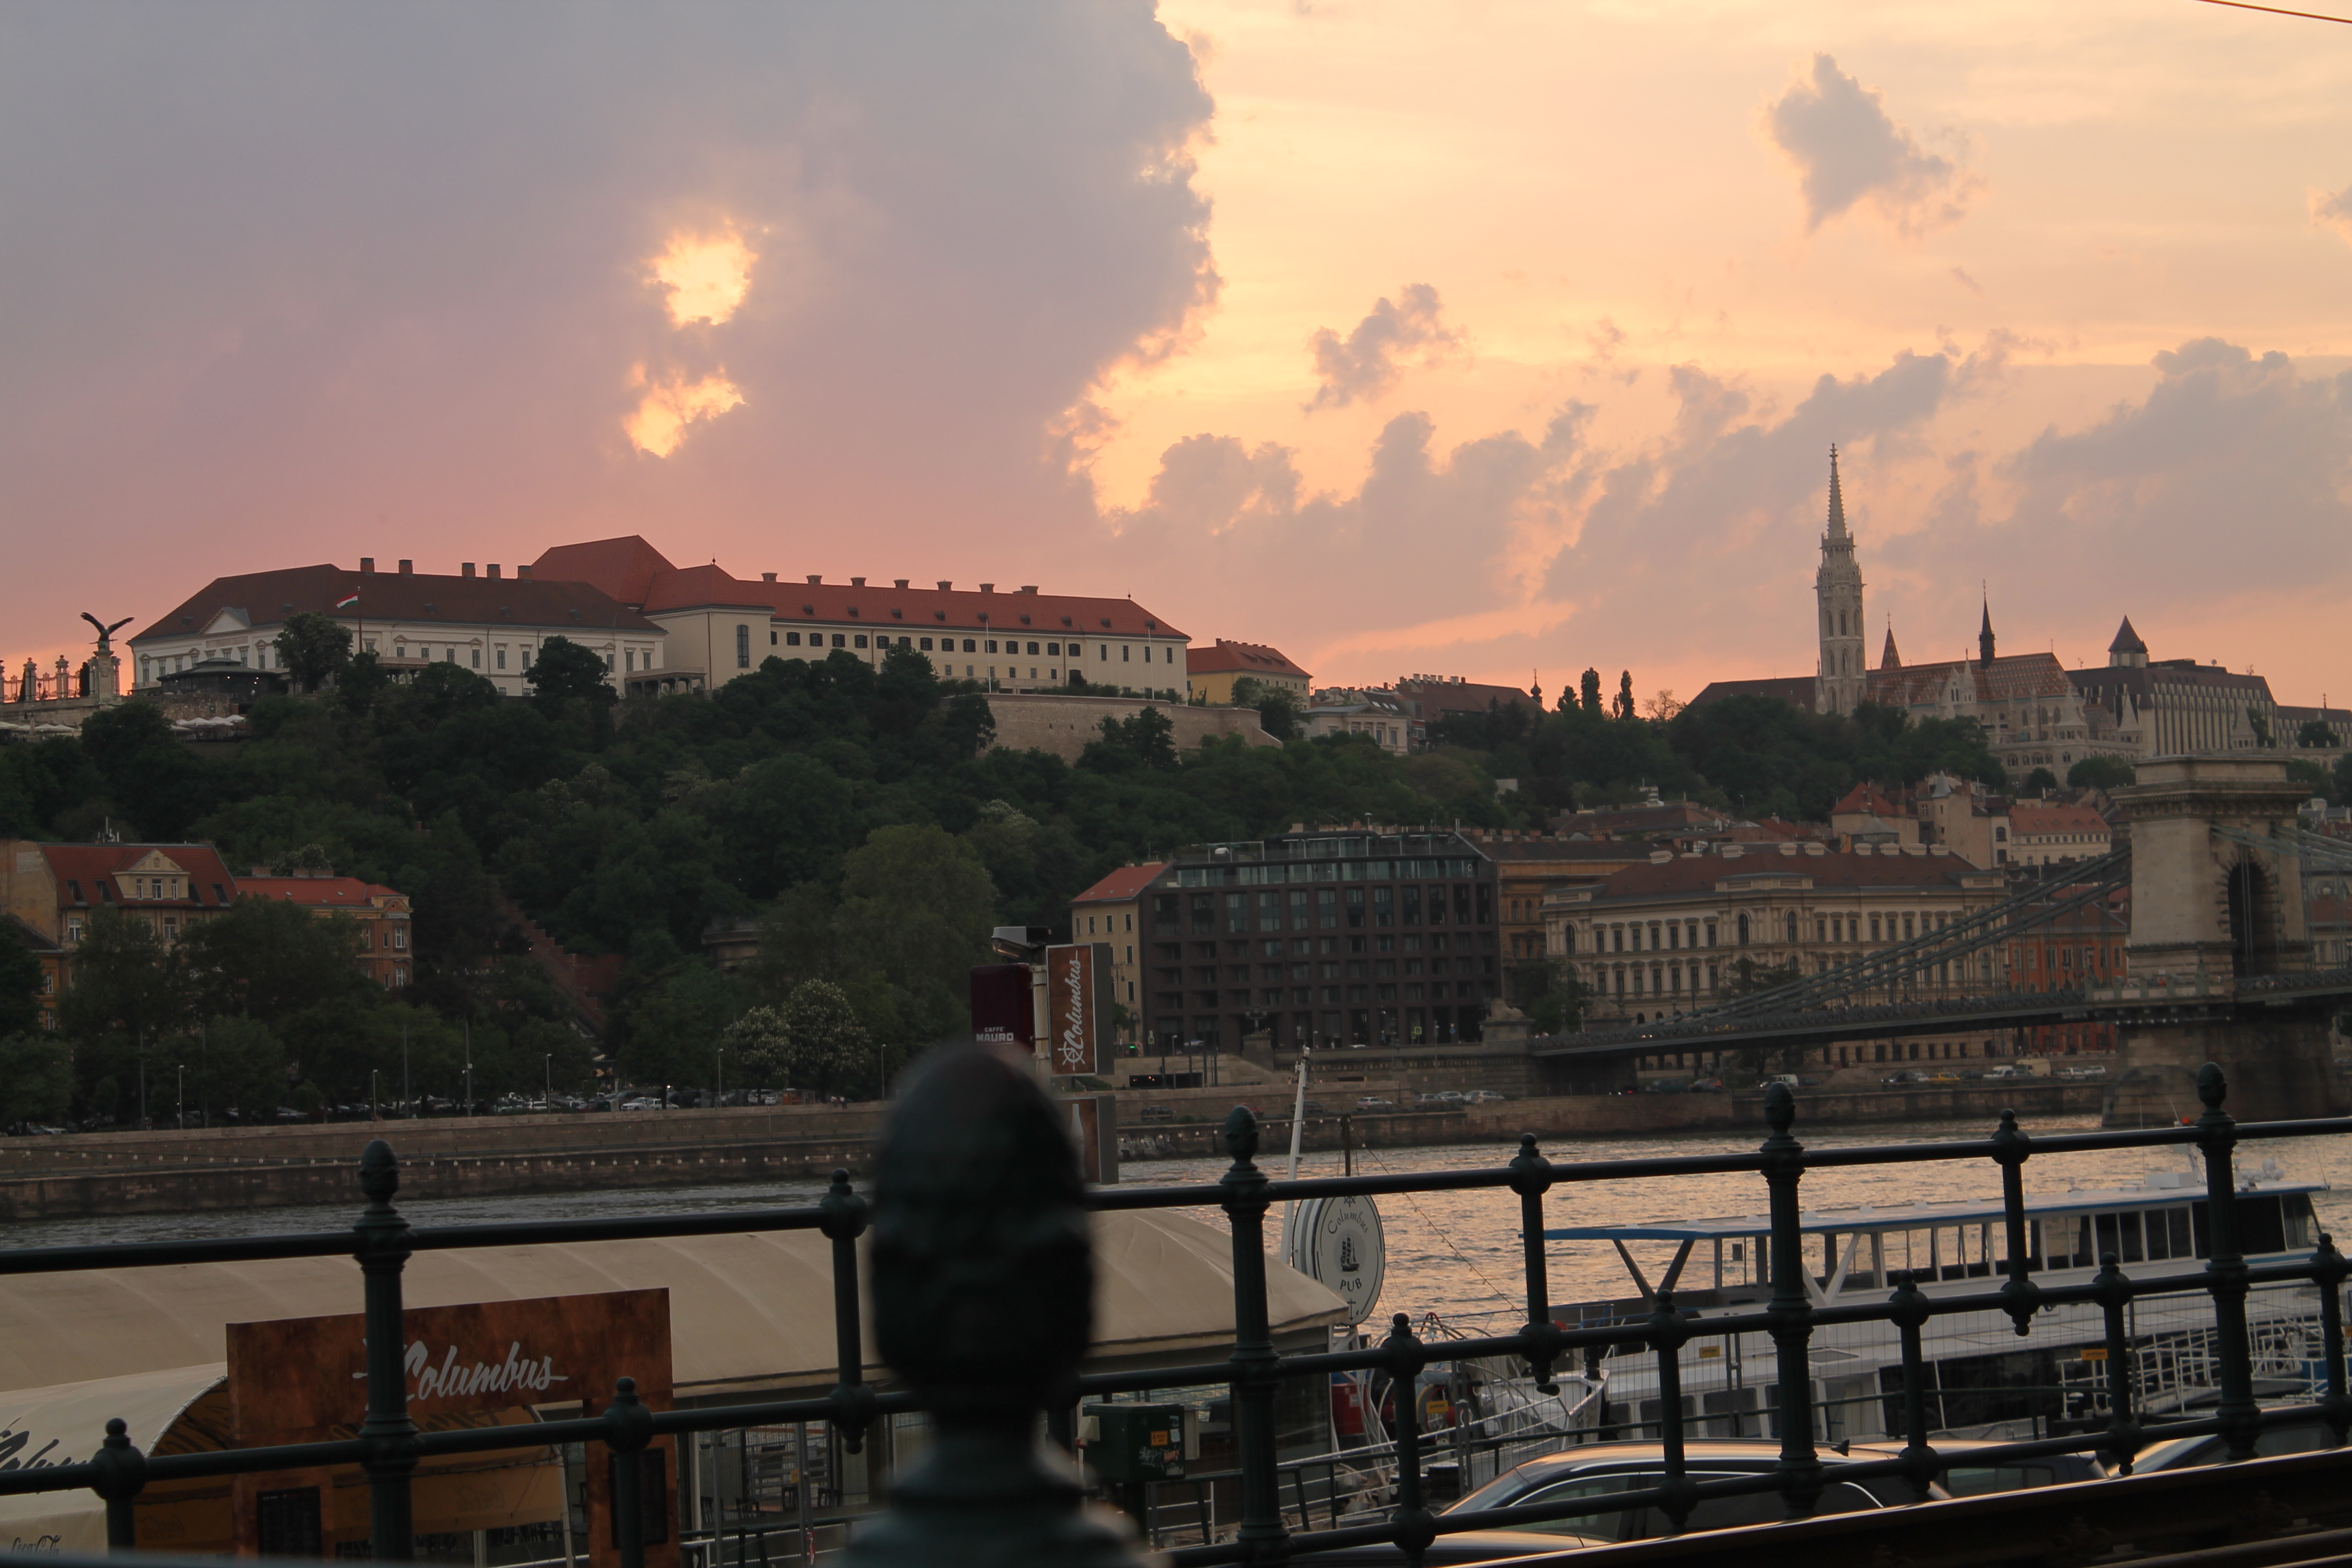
<box><xmin>0</xmin><ymin>1211</ymin><xmax>1346</xmax><ymax>1402</ymax></box>
<box><xmin>0</xmin><ymin>1364</ymin><xmax>226</xmax><ymax>1551</ymax></box>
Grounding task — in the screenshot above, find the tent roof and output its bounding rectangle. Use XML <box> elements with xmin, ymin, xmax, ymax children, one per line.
<box><xmin>0</xmin><ymin>1363</ymin><xmax>227</xmax><ymax>1547</ymax></box>
<box><xmin>0</xmin><ymin>1212</ymin><xmax>1346</xmax><ymax>1402</ymax></box>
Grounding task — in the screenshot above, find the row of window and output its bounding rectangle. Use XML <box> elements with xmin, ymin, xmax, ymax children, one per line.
<box><xmin>737</xmin><ymin>622</ymin><xmax>1175</xmax><ymax>670</ymax></box>
<box><xmin>1160</xmin><ymin>884</ymin><xmax>1494</xmax><ymax>934</ymax></box>
<box><xmin>1572</xmin><ymin>907</ymin><xmax>1968</xmax><ymax>954</ymax></box>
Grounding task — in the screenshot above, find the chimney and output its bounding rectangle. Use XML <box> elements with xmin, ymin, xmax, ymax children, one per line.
<box><xmin>398</xmin><ymin>560</ymin><xmax>413</xmax><ymax>575</ymax></box>
<box><xmin>517</xmin><ymin>564</ymin><xmax>532</xmax><ymax>580</ymax></box>
<box><xmin>851</xmin><ymin>576</ymin><xmax>867</xmax><ymax>587</ymax></box>
<box><xmin>761</xmin><ymin>571</ymin><xmax>777</xmax><ymax>582</ymax></box>
<box><xmin>979</xmin><ymin>582</ymin><xmax>995</xmax><ymax>594</ymax></box>
<box><xmin>487</xmin><ymin>564</ymin><xmax>500</xmax><ymax>579</ymax></box>
<box><xmin>461</xmin><ymin>563</ymin><xmax>476</xmax><ymax>578</ymax></box>
<box><xmin>894</xmin><ymin>579</ymin><xmax>909</xmax><ymax>589</ymax></box>
<box><xmin>807</xmin><ymin>575</ymin><xmax>823</xmax><ymax>585</ymax></box>
<box><xmin>937</xmin><ymin>580</ymin><xmax>952</xmax><ymax>591</ymax></box>
<box><xmin>360</xmin><ymin>557</ymin><xmax>375</xmax><ymax>574</ymax></box>
<box><xmin>1020</xmin><ymin>585</ymin><xmax>1038</xmax><ymax>595</ymax></box>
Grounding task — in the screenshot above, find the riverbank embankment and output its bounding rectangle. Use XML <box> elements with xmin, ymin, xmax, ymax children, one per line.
<box><xmin>0</xmin><ymin>1082</ymin><xmax>2103</xmax><ymax>1222</ymax></box>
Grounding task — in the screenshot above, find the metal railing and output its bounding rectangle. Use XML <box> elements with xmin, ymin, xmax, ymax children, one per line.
<box><xmin>0</xmin><ymin>1050</ymin><xmax>2347</xmax><ymax>1567</ymax></box>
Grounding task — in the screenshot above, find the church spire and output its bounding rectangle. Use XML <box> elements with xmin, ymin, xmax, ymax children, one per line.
<box><xmin>1880</xmin><ymin>618</ymin><xmax>1901</xmax><ymax>670</ymax></box>
<box><xmin>1826</xmin><ymin>445</ymin><xmax>1848</xmax><ymax>540</ymax></box>
<box><xmin>1978</xmin><ymin>587</ymin><xmax>1996</xmax><ymax>667</ymax></box>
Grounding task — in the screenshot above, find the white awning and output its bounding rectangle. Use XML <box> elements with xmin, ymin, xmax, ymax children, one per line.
<box><xmin>0</xmin><ymin>1363</ymin><xmax>226</xmax><ymax>1551</ymax></box>
<box><xmin>0</xmin><ymin>1211</ymin><xmax>1346</xmax><ymax>1402</ymax></box>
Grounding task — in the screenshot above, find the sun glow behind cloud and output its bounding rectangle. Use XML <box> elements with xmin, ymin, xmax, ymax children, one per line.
<box><xmin>650</xmin><ymin>227</ymin><xmax>756</xmax><ymax>326</ymax></box>
<box><xmin>624</xmin><ymin>367</ymin><xmax>745</xmax><ymax>457</ymax></box>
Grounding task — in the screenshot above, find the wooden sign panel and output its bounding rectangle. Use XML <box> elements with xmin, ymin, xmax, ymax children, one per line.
<box><xmin>1044</xmin><ymin>943</ymin><xmax>1113</xmax><ymax>1076</ymax></box>
<box><xmin>226</xmin><ymin>1289</ymin><xmax>673</xmax><ymax>1567</ymax></box>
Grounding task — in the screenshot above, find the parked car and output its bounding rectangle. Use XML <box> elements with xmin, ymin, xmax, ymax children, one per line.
<box><xmin>1356</xmin><ymin>1096</ymin><xmax>1396</xmax><ymax>1110</ymax></box>
<box><xmin>2054</xmin><ymin>1065</ymin><xmax>2109</xmax><ymax>1081</ymax></box>
<box><xmin>1985</xmin><ymin>1063</ymin><xmax>2036</xmax><ymax>1081</ymax></box>
<box><xmin>1416</xmin><ymin>1091</ymin><xmax>1465</xmax><ymax>1107</ymax></box>
<box><xmin>1462</xmin><ymin>1090</ymin><xmax>1510</xmax><ymax>1104</ymax></box>
<box><xmin>1138</xmin><ymin>1104</ymin><xmax>1174</xmax><ymax>1122</ymax></box>
<box><xmin>1430</xmin><ymin>1440</ymin><xmax>1947</xmax><ymax>1548</ymax></box>
<box><xmin>1848</xmin><ymin>1438</ymin><xmax>2106</xmax><ymax>1494</ymax></box>
<box><xmin>2130</xmin><ymin>1415</ymin><xmax>2340</xmax><ymax>1473</ymax></box>
<box><xmin>1687</xmin><ymin>1077</ymin><xmax>1726</xmax><ymax>1093</ymax></box>
<box><xmin>1882</xmin><ymin>1069</ymin><xmax>1931</xmax><ymax>1086</ymax></box>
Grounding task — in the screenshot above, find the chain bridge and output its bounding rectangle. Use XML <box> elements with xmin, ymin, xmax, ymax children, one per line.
<box><xmin>1531</xmin><ymin>756</ymin><xmax>2352</xmax><ymax>1125</ymax></box>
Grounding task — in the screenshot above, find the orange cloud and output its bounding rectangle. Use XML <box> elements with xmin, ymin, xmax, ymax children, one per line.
<box><xmin>649</xmin><ymin>226</ymin><xmax>756</xmax><ymax>326</ymax></box>
<box><xmin>624</xmin><ymin>366</ymin><xmax>744</xmax><ymax>456</ymax></box>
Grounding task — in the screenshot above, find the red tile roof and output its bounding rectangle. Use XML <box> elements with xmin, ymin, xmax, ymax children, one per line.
<box><xmin>1831</xmin><ymin>783</ymin><xmax>1907</xmax><ymax>819</ymax></box>
<box><xmin>2009</xmin><ymin>801</ymin><xmax>2110</xmax><ymax>836</ymax></box>
<box><xmin>1188</xmin><ymin>640</ymin><xmax>1309</xmax><ymax>679</ymax></box>
<box><xmin>235</xmin><ymin>876</ymin><xmax>405</xmax><ymax>908</ymax></box>
<box><xmin>39</xmin><ymin>844</ymin><xmax>239</xmax><ymax>908</ymax></box>
<box><xmin>130</xmin><ymin>564</ymin><xmax>661</xmax><ymax>647</ymax></box>
<box><xmin>1686</xmin><ymin>676</ymin><xmax>1815</xmax><ymax>711</ymax></box>
<box><xmin>529</xmin><ymin>536</ymin><xmax>677</xmax><ymax>608</ymax></box>
<box><xmin>1071</xmin><ymin>863</ymin><xmax>1169</xmax><ymax>904</ymax></box>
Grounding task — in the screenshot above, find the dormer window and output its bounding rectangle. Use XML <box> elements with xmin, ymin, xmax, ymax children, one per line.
<box><xmin>1019</xmin><ymin>614</ymin><xmax>1032</xmax><ymax>625</ymax></box>
<box><xmin>934</xmin><ymin>611</ymin><xmax>946</xmax><ymax>621</ymax></box>
<box><xmin>891</xmin><ymin>609</ymin><xmax>903</xmax><ymax>619</ymax></box>
<box><xmin>848</xmin><ymin>607</ymin><xmax>860</xmax><ymax>617</ymax></box>
<box><xmin>99</xmin><ymin>881</ymin><xmax>114</xmax><ymax>903</ymax></box>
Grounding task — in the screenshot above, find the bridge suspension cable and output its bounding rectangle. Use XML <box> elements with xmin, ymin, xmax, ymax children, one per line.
<box><xmin>1686</xmin><ymin>847</ymin><xmax>2132</xmax><ymax>1022</ymax></box>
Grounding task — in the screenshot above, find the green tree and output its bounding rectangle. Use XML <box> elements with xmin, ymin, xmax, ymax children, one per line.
<box><xmin>834</xmin><ymin>823</ymin><xmax>998</xmax><ymax>1044</ymax></box>
<box><xmin>2022</xmin><ymin>766</ymin><xmax>2060</xmax><ymax>794</ymax></box>
<box><xmin>2067</xmin><ymin>755</ymin><xmax>2136</xmax><ymax>791</ymax></box>
<box><xmin>1230</xmin><ymin>677</ymin><xmax>1302</xmax><ymax>742</ymax></box>
<box><xmin>0</xmin><ymin>1033</ymin><xmax>72</xmax><ymax>1125</ymax></box>
<box><xmin>273</xmin><ymin>611</ymin><xmax>353</xmax><ymax>693</ymax></box>
<box><xmin>1580</xmin><ymin>668</ymin><xmax>1602</xmax><ymax>713</ymax></box>
<box><xmin>57</xmin><ymin>907</ymin><xmax>179</xmax><ymax>1049</ymax></box>
<box><xmin>181</xmin><ymin>895</ymin><xmax>373</xmax><ymax>1027</ymax></box>
<box><xmin>336</xmin><ymin>649</ymin><xmax>393</xmax><ymax>714</ymax></box>
<box><xmin>617</xmin><ymin>963</ymin><xmax>753</xmax><ymax>1092</ymax></box>
<box><xmin>2297</xmin><ymin>717</ymin><xmax>2342</xmax><ymax>749</ymax></box>
<box><xmin>525</xmin><ymin>635</ymin><xmax>617</xmax><ymax>715</ymax></box>
<box><xmin>78</xmin><ymin>700</ymin><xmax>207</xmax><ymax>839</ymax></box>
<box><xmin>1614</xmin><ymin>671</ymin><xmax>1636</xmax><ymax>720</ymax></box>
<box><xmin>754</xmin><ymin>979</ymin><xmax>873</xmax><ymax>1097</ymax></box>
<box><xmin>0</xmin><ymin>923</ymin><xmax>42</xmax><ymax>1038</ymax></box>
<box><xmin>198</xmin><ymin>1014</ymin><xmax>292</xmax><ymax>1119</ymax></box>
<box><xmin>1081</xmin><ymin>707</ymin><xmax>1179</xmax><ymax>773</ymax></box>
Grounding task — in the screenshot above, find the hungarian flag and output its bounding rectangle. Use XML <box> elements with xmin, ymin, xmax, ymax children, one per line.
<box><xmin>334</xmin><ymin>592</ymin><xmax>360</xmax><ymax>609</ymax></box>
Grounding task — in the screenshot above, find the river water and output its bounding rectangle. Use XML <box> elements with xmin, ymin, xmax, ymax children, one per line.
<box><xmin>4</xmin><ymin>1115</ymin><xmax>2346</xmax><ymax>1329</ymax></box>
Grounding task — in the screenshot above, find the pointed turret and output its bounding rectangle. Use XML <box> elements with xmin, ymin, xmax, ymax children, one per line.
<box><xmin>1880</xmin><ymin>621</ymin><xmax>1902</xmax><ymax>670</ymax></box>
<box><xmin>1978</xmin><ymin>590</ymin><xmax>1996</xmax><ymax>667</ymax></box>
<box><xmin>2108</xmin><ymin>616</ymin><xmax>2147</xmax><ymax>668</ymax></box>
<box><xmin>1826</xmin><ymin>445</ymin><xmax>1848</xmax><ymax>538</ymax></box>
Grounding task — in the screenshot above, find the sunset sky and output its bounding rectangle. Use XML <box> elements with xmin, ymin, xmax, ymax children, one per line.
<box><xmin>5</xmin><ymin>2</ymin><xmax>2351</xmax><ymax>707</ymax></box>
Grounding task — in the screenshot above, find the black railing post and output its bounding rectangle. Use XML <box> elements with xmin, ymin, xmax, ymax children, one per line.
<box><xmin>355</xmin><ymin>1139</ymin><xmax>419</xmax><ymax>1560</ymax></box>
<box><xmin>1381</xmin><ymin>1313</ymin><xmax>1434</xmax><ymax>1568</ymax></box>
<box><xmin>1649</xmin><ymin>1291</ymin><xmax>1692</xmax><ymax>1532</ymax></box>
<box><xmin>2193</xmin><ymin>1063</ymin><xmax>2261</xmax><ymax>1461</ymax></box>
<box><xmin>1217</xmin><ymin>1107</ymin><xmax>1286</xmax><ymax>1566</ymax></box>
<box><xmin>1758</xmin><ymin>1084</ymin><xmax>1821</xmax><ymax>1518</ymax></box>
<box><xmin>88</xmin><ymin>1417</ymin><xmax>146</xmax><ymax>1551</ymax></box>
<box><xmin>818</xmin><ymin>1168</ymin><xmax>874</xmax><ymax>1455</ymax></box>
<box><xmin>849</xmin><ymin>1043</ymin><xmax>1145</xmax><ymax>1567</ymax></box>
<box><xmin>2314</xmin><ymin>1232</ymin><xmax>2351</xmax><ymax>1445</ymax></box>
<box><xmin>1991</xmin><ymin>1110</ymin><xmax>2041</xmax><ymax>1337</ymax></box>
<box><xmin>605</xmin><ymin>1378</ymin><xmax>654</xmax><ymax>1568</ymax></box>
<box><xmin>1508</xmin><ymin>1135</ymin><xmax>1562</xmax><ymax>1391</ymax></box>
<box><xmin>2092</xmin><ymin>1251</ymin><xmax>2143</xmax><ymax>1475</ymax></box>
<box><xmin>1887</xmin><ymin>1272</ymin><xmax>1934</xmax><ymax>1502</ymax></box>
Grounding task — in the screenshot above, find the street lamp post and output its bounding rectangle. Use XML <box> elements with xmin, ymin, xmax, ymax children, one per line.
<box><xmin>544</xmin><ymin>1053</ymin><xmax>552</xmax><ymax>1109</ymax></box>
<box><xmin>401</xmin><ymin>1025</ymin><xmax>410</xmax><ymax>1118</ymax></box>
<box><xmin>716</xmin><ymin>1046</ymin><xmax>723</xmax><ymax>1109</ymax></box>
<box><xmin>463</xmin><ymin>1020</ymin><xmax>473</xmax><ymax>1114</ymax></box>
<box><xmin>176</xmin><ymin>1064</ymin><xmax>184</xmax><ymax>1130</ymax></box>
<box><xmin>369</xmin><ymin>1069</ymin><xmax>379</xmax><ymax>1121</ymax></box>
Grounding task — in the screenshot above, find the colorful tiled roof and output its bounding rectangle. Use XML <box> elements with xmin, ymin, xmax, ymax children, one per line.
<box><xmin>39</xmin><ymin>844</ymin><xmax>239</xmax><ymax>908</ymax></box>
<box><xmin>235</xmin><ymin>876</ymin><xmax>405</xmax><ymax>908</ymax></box>
<box><xmin>1071</xmin><ymin>863</ymin><xmax>1169</xmax><ymax>903</ymax></box>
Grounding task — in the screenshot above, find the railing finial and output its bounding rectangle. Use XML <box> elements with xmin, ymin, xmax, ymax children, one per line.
<box><xmin>852</xmin><ymin>1043</ymin><xmax>1144</xmax><ymax>1566</ymax></box>
<box><xmin>359</xmin><ymin>1138</ymin><xmax>399</xmax><ymax>1205</ymax></box>
<box><xmin>2197</xmin><ymin>1060</ymin><xmax>2228</xmax><ymax>1113</ymax></box>
<box><xmin>1223</xmin><ymin>1104</ymin><xmax>1260</xmax><ymax>1166</ymax></box>
<box><xmin>1763</xmin><ymin>1080</ymin><xmax>1796</xmax><ymax>1137</ymax></box>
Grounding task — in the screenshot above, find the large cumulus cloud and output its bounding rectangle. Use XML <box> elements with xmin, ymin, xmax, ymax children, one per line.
<box><xmin>0</xmin><ymin>3</ymin><xmax>1213</xmax><ymax>646</ymax></box>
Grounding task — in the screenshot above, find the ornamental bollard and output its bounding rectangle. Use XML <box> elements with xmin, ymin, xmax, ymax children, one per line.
<box><xmin>847</xmin><ymin>1043</ymin><xmax>1148</xmax><ymax>1568</ymax></box>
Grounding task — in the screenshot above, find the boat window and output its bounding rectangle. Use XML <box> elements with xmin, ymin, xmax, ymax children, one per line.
<box><xmin>2093</xmin><ymin>1211</ymin><xmax>2145</xmax><ymax>1266</ymax></box>
<box><xmin>1992</xmin><ymin>1219</ymin><xmax>2044</xmax><ymax>1273</ymax></box>
<box><xmin>1936</xmin><ymin>1224</ymin><xmax>1994</xmax><ymax>1281</ymax></box>
<box><xmin>2284</xmin><ymin>1193</ymin><xmax>2316</xmax><ymax>1250</ymax></box>
<box><xmin>2238</xmin><ymin>1194</ymin><xmax>2286</xmax><ymax>1256</ymax></box>
<box><xmin>2145</xmin><ymin>1206</ymin><xmax>2192</xmax><ymax>1261</ymax></box>
<box><xmin>2040</xmin><ymin>1215</ymin><xmax>2093</xmax><ymax>1271</ymax></box>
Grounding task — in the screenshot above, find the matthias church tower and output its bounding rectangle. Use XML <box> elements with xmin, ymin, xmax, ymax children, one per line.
<box><xmin>1814</xmin><ymin>447</ymin><xmax>1866</xmax><ymax>715</ymax></box>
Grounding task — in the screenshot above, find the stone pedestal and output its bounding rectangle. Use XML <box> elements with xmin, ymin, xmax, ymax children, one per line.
<box><xmin>2104</xmin><ymin>1017</ymin><xmax>2349</xmax><ymax>1126</ymax></box>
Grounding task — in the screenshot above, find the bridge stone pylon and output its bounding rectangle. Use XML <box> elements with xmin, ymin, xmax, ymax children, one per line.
<box><xmin>2104</xmin><ymin>754</ymin><xmax>2348</xmax><ymax>1125</ymax></box>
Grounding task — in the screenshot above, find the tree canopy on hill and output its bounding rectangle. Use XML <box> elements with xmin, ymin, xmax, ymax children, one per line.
<box><xmin>1</xmin><ymin>646</ymin><xmax>2022</xmax><ymax>1120</ymax></box>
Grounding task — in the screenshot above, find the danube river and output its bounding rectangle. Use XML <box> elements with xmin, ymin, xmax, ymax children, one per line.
<box><xmin>2</xmin><ymin>1115</ymin><xmax>2343</xmax><ymax>1327</ymax></box>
